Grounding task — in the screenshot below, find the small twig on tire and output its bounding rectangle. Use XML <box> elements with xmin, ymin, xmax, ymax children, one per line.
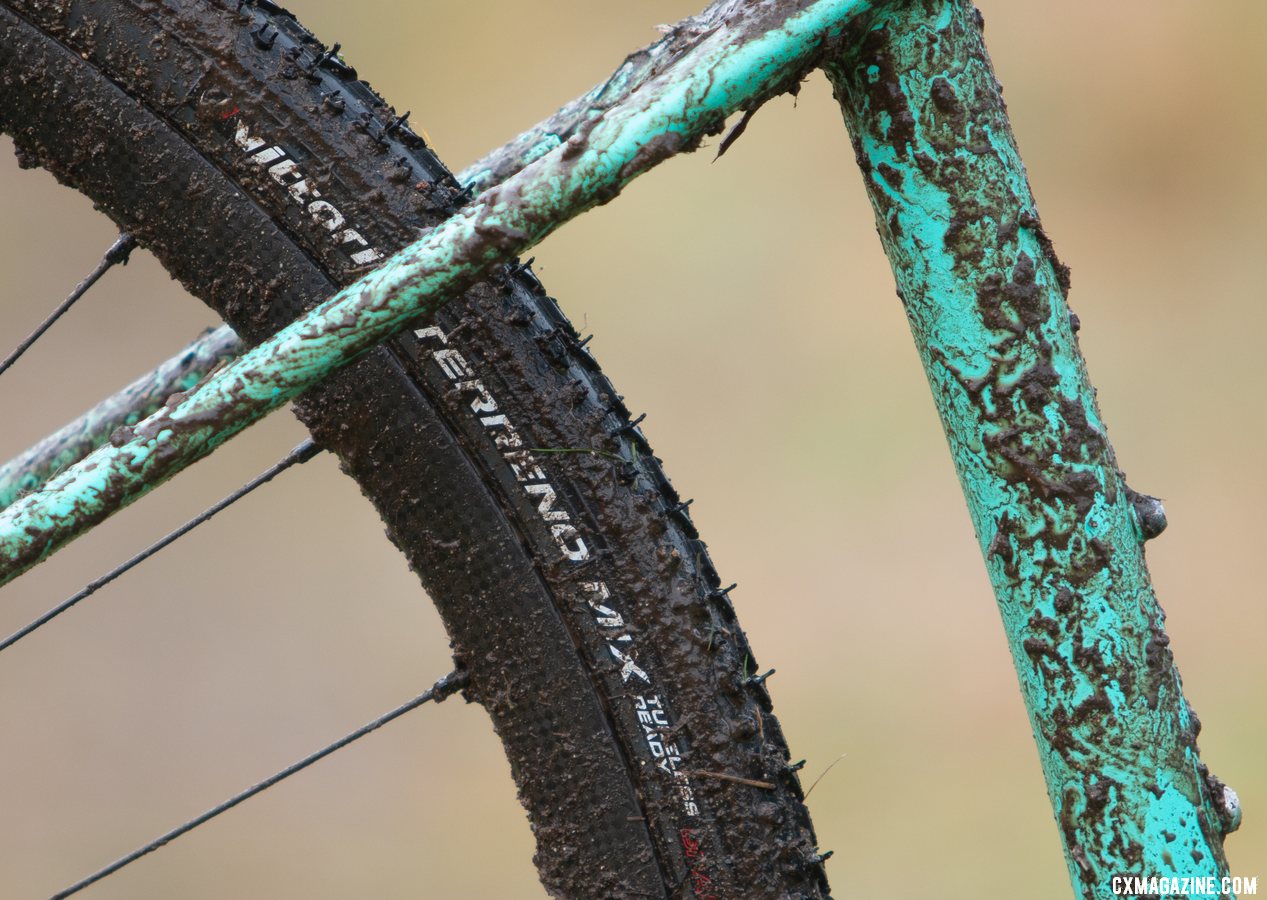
<box><xmin>530</xmin><ymin>446</ymin><xmax>623</xmax><ymax>462</ymax></box>
<box><xmin>682</xmin><ymin>770</ymin><xmax>774</xmax><ymax>790</ymax></box>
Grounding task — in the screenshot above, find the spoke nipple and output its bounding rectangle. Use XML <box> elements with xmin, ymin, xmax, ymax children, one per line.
<box><xmin>810</xmin><ymin>849</ymin><xmax>834</xmax><ymax>865</ymax></box>
<box><xmin>789</xmin><ymin>759</ymin><xmax>807</xmax><ymax>772</ymax></box>
<box><xmin>292</xmin><ymin>439</ymin><xmax>322</xmax><ymax>463</ymax></box>
<box><xmin>434</xmin><ymin>669</ymin><xmax>469</xmax><ymax>702</ymax></box>
<box><xmin>106</xmin><ymin>233</ymin><xmax>137</xmax><ymax>265</ymax></box>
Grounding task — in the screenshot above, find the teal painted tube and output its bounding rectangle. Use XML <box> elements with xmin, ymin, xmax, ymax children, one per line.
<box><xmin>825</xmin><ymin>3</ymin><xmax>1239</xmax><ymax>896</ymax></box>
<box><xmin>0</xmin><ymin>0</ymin><xmax>705</xmax><ymax>499</ymax></box>
<box><xmin>0</xmin><ymin>0</ymin><xmax>874</xmax><ymax>584</ymax></box>
<box><xmin>457</xmin><ymin>0</ymin><xmax>752</xmax><ymax>193</ymax></box>
<box><xmin>0</xmin><ymin>0</ymin><xmax>735</xmax><ymax>500</ymax></box>
<box><xmin>0</xmin><ymin>325</ymin><xmax>240</xmax><ymax>511</ymax></box>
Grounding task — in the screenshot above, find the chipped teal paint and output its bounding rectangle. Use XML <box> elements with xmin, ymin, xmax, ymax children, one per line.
<box><xmin>0</xmin><ymin>325</ymin><xmax>240</xmax><ymax>511</ymax></box>
<box><xmin>460</xmin><ymin>119</ymin><xmax>561</xmax><ymax>193</ymax></box>
<box><xmin>459</xmin><ymin>0</ymin><xmax>879</xmax><ymax>194</ymax></box>
<box><xmin>827</xmin><ymin>2</ymin><xmax>1236</xmax><ymax>897</ymax></box>
<box><xmin>0</xmin><ymin>0</ymin><xmax>875</xmax><ymax>584</ymax></box>
<box><xmin>458</xmin><ymin>0</ymin><xmax>698</xmax><ymax>194</ymax></box>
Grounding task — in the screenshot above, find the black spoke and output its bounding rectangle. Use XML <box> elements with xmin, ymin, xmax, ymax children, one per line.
<box><xmin>0</xmin><ymin>233</ymin><xmax>136</xmax><ymax>378</ymax></box>
<box><xmin>52</xmin><ymin>670</ymin><xmax>468</xmax><ymax>900</ymax></box>
<box><xmin>0</xmin><ymin>439</ymin><xmax>320</xmax><ymax>655</ymax></box>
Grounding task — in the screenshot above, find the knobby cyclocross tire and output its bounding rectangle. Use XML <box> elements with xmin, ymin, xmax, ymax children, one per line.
<box><xmin>0</xmin><ymin>2</ymin><xmax>828</xmax><ymax>896</ymax></box>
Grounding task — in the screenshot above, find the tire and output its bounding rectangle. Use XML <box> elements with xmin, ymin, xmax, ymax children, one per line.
<box><xmin>0</xmin><ymin>2</ymin><xmax>828</xmax><ymax>896</ymax></box>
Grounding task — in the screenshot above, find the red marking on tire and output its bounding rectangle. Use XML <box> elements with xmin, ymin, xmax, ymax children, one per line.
<box><xmin>680</xmin><ymin>829</ymin><xmax>719</xmax><ymax>898</ymax></box>
<box><xmin>680</xmin><ymin>828</ymin><xmax>702</xmax><ymax>859</ymax></box>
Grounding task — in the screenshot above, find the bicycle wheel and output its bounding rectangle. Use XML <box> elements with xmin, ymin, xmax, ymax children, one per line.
<box><xmin>0</xmin><ymin>1</ymin><xmax>828</xmax><ymax>895</ymax></box>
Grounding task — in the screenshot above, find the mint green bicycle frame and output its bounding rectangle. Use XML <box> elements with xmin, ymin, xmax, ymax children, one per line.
<box><xmin>0</xmin><ymin>0</ymin><xmax>1242</xmax><ymax>896</ymax></box>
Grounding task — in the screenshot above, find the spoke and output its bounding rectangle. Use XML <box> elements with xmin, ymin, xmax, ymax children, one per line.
<box><xmin>0</xmin><ymin>0</ymin><xmax>876</xmax><ymax>586</ymax></box>
<box><xmin>0</xmin><ymin>233</ymin><xmax>135</xmax><ymax>378</ymax></box>
<box><xmin>0</xmin><ymin>440</ymin><xmax>319</xmax><ymax>655</ymax></box>
<box><xmin>52</xmin><ymin>670</ymin><xmax>468</xmax><ymax>900</ymax></box>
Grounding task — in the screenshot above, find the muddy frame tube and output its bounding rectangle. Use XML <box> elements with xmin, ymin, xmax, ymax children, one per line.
<box><xmin>0</xmin><ymin>325</ymin><xmax>240</xmax><ymax>510</ymax></box>
<box><xmin>0</xmin><ymin>0</ymin><xmax>878</xmax><ymax>581</ymax></box>
<box><xmin>0</xmin><ymin>0</ymin><xmax>774</xmax><ymax>510</ymax></box>
<box><xmin>0</xmin><ymin>0</ymin><xmax>1240</xmax><ymax>896</ymax></box>
<box><xmin>826</xmin><ymin>2</ymin><xmax>1238</xmax><ymax>897</ymax></box>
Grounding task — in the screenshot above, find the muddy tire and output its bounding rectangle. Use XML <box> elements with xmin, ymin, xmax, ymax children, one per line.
<box><xmin>0</xmin><ymin>2</ymin><xmax>828</xmax><ymax>895</ymax></box>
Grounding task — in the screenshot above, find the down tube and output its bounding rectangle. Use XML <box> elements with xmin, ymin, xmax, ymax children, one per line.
<box><xmin>824</xmin><ymin>2</ymin><xmax>1237</xmax><ymax>897</ymax></box>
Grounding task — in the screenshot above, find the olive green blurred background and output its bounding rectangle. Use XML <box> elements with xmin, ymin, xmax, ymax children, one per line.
<box><xmin>1</xmin><ymin>2</ymin><xmax>1263</xmax><ymax>897</ymax></box>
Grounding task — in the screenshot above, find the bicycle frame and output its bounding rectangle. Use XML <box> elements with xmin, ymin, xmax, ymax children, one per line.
<box><xmin>0</xmin><ymin>0</ymin><xmax>1240</xmax><ymax>896</ymax></box>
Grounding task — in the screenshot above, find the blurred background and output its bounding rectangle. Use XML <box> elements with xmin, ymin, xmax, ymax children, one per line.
<box><xmin>1</xmin><ymin>1</ymin><xmax>1263</xmax><ymax>897</ymax></box>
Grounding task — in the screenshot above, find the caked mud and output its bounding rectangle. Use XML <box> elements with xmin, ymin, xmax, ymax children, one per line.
<box><xmin>0</xmin><ymin>1</ymin><xmax>830</xmax><ymax>895</ymax></box>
